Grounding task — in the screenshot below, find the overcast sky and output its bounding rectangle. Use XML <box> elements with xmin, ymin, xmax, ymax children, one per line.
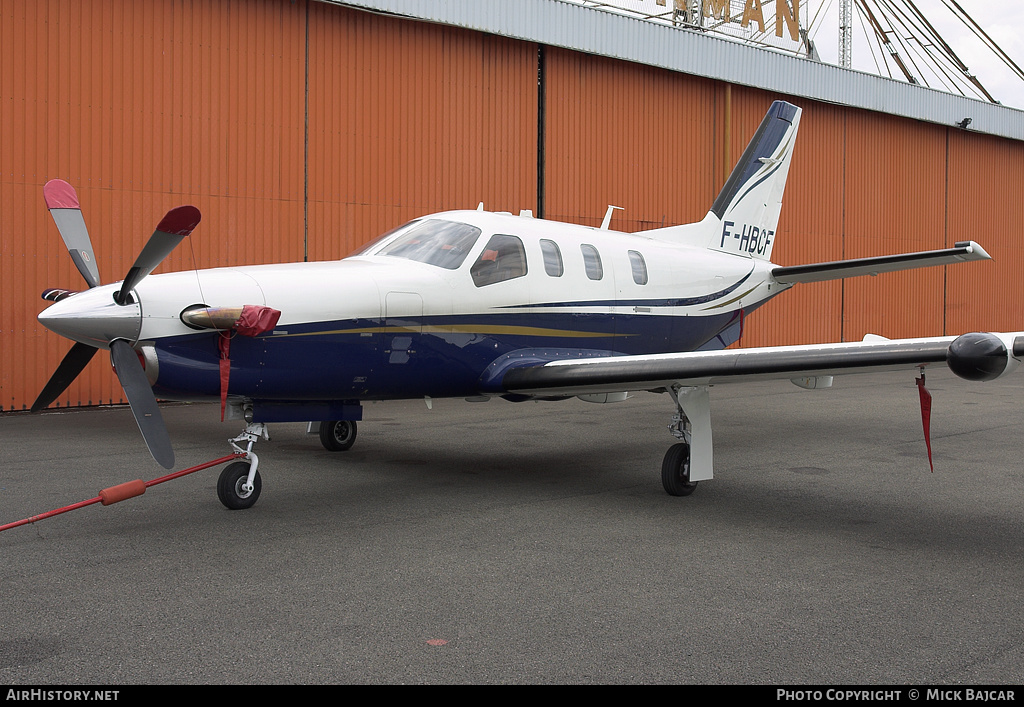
<box><xmin>808</xmin><ymin>0</ymin><xmax>1024</xmax><ymax>110</ymax></box>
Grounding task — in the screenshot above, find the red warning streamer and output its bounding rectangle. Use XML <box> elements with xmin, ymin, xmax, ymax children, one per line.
<box><xmin>218</xmin><ymin>305</ymin><xmax>281</xmax><ymax>421</ymax></box>
<box><xmin>916</xmin><ymin>372</ymin><xmax>933</xmax><ymax>472</ymax></box>
<box><xmin>219</xmin><ymin>332</ymin><xmax>232</xmax><ymax>422</ymax></box>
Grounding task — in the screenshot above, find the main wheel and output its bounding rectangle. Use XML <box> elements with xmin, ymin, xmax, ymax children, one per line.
<box><xmin>319</xmin><ymin>420</ymin><xmax>357</xmax><ymax>451</ymax></box>
<box><xmin>661</xmin><ymin>443</ymin><xmax>698</xmax><ymax>497</ymax></box>
<box><xmin>217</xmin><ymin>461</ymin><xmax>262</xmax><ymax>510</ymax></box>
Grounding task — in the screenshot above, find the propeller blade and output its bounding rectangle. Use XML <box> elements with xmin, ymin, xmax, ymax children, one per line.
<box><xmin>109</xmin><ymin>339</ymin><xmax>174</xmax><ymax>469</ymax></box>
<box><xmin>115</xmin><ymin>206</ymin><xmax>201</xmax><ymax>305</ymax></box>
<box><xmin>30</xmin><ymin>342</ymin><xmax>98</xmax><ymax>412</ymax></box>
<box><xmin>43</xmin><ymin>180</ymin><xmax>101</xmax><ymax>289</ymax></box>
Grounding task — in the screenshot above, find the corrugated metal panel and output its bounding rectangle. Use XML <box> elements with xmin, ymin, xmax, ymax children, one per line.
<box><xmin>330</xmin><ymin>0</ymin><xmax>1024</xmax><ymax>143</ymax></box>
<box><xmin>731</xmin><ymin>87</ymin><xmax>846</xmax><ymax>348</ymax></box>
<box><xmin>840</xmin><ymin>110</ymin><xmax>948</xmax><ymax>340</ymax></box>
<box><xmin>306</xmin><ymin>3</ymin><xmax>538</xmax><ymax>260</ymax></box>
<box><xmin>1</xmin><ymin>0</ymin><xmax>307</xmax><ymax>410</ymax></box>
<box><xmin>945</xmin><ymin>132</ymin><xmax>1024</xmax><ymax>335</ymax></box>
<box><xmin>543</xmin><ymin>47</ymin><xmax>719</xmax><ymax>232</ymax></box>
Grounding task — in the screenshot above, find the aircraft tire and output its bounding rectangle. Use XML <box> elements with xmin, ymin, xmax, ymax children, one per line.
<box><xmin>319</xmin><ymin>420</ymin><xmax>357</xmax><ymax>452</ymax></box>
<box><xmin>217</xmin><ymin>461</ymin><xmax>262</xmax><ymax>510</ymax></box>
<box><xmin>661</xmin><ymin>443</ymin><xmax>698</xmax><ymax>497</ymax></box>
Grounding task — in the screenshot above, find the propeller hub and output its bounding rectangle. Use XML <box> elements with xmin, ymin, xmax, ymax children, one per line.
<box><xmin>38</xmin><ymin>286</ymin><xmax>142</xmax><ymax>348</ymax></box>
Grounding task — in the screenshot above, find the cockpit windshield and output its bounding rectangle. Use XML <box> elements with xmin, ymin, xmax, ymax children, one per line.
<box><xmin>360</xmin><ymin>219</ymin><xmax>482</xmax><ymax>270</ymax></box>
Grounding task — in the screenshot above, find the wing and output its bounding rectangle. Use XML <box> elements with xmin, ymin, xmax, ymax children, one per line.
<box><xmin>495</xmin><ymin>332</ymin><xmax>1024</xmax><ymax>397</ymax></box>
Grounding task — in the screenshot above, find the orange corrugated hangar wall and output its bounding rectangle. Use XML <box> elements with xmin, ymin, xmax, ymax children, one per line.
<box><xmin>2</xmin><ymin>0</ymin><xmax>1022</xmax><ymax>412</ymax></box>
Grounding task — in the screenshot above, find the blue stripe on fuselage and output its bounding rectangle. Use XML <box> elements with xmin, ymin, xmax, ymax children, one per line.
<box><xmin>150</xmin><ymin>310</ymin><xmax>741</xmax><ymax>403</ymax></box>
<box><xmin>502</xmin><ymin>269</ymin><xmax>754</xmax><ymax>310</ymax></box>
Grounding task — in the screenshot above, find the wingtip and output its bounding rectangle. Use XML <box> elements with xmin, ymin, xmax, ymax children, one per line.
<box><xmin>971</xmin><ymin>241</ymin><xmax>992</xmax><ymax>260</ymax></box>
<box><xmin>43</xmin><ymin>179</ymin><xmax>80</xmax><ymax>210</ymax></box>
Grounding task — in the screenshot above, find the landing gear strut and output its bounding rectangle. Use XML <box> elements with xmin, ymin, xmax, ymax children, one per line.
<box><xmin>218</xmin><ymin>422</ymin><xmax>269</xmax><ymax>510</ymax></box>
<box><xmin>662</xmin><ymin>385</ymin><xmax>713</xmax><ymax>496</ymax></box>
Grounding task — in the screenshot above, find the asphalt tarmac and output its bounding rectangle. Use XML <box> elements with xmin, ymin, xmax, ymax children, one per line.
<box><xmin>1</xmin><ymin>369</ymin><xmax>1023</xmax><ymax>685</ymax></box>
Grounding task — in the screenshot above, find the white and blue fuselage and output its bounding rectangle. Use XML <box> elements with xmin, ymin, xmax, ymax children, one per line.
<box><xmin>58</xmin><ymin>209</ymin><xmax>781</xmax><ymax>415</ymax></box>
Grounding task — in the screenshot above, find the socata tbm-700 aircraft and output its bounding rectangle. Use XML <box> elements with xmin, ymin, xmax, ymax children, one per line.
<box><xmin>32</xmin><ymin>101</ymin><xmax>1024</xmax><ymax>510</ymax></box>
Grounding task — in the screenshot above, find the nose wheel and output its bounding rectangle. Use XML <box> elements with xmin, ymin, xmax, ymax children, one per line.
<box><xmin>217</xmin><ymin>461</ymin><xmax>262</xmax><ymax>510</ymax></box>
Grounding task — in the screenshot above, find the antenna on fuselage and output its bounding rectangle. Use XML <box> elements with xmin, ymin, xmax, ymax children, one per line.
<box><xmin>600</xmin><ymin>205</ymin><xmax>623</xmax><ymax>230</ymax></box>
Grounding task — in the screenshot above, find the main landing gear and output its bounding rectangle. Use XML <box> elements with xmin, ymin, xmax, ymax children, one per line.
<box><xmin>217</xmin><ymin>422</ymin><xmax>269</xmax><ymax>510</ymax></box>
<box><xmin>662</xmin><ymin>442</ymin><xmax>697</xmax><ymax>496</ymax></box>
<box><xmin>318</xmin><ymin>420</ymin><xmax>358</xmax><ymax>452</ymax></box>
<box><xmin>662</xmin><ymin>385</ymin><xmax>713</xmax><ymax>497</ymax></box>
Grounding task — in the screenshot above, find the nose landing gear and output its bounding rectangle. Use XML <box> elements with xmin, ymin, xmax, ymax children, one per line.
<box><xmin>217</xmin><ymin>422</ymin><xmax>269</xmax><ymax>510</ymax></box>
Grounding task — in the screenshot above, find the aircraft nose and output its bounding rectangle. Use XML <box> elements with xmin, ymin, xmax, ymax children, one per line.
<box><xmin>38</xmin><ymin>287</ymin><xmax>142</xmax><ymax>348</ymax></box>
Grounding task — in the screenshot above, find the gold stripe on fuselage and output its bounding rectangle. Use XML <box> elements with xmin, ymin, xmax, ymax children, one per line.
<box><xmin>271</xmin><ymin>324</ymin><xmax>633</xmax><ymax>339</ymax></box>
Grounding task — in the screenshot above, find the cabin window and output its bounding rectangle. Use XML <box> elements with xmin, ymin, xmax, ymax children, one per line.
<box><xmin>581</xmin><ymin>244</ymin><xmax>603</xmax><ymax>280</ymax></box>
<box><xmin>628</xmin><ymin>250</ymin><xmax>648</xmax><ymax>285</ymax></box>
<box><xmin>540</xmin><ymin>239</ymin><xmax>563</xmax><ymax>277</ymax></box>
<box><xmin>375</xmin><ymin>219</ymin><xmax>481</xmax><ymax>270</ymax></box>
<box><xmin>471</xmin><ymin>234</ymin><xmax>528</xmax><ymax>287</ymax></box>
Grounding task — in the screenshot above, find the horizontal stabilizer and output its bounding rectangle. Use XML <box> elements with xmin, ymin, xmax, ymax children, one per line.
<box><xmin>772</xmin><ymin>241</ymin><xmax>990</xmax><ymax>284</ymax></box>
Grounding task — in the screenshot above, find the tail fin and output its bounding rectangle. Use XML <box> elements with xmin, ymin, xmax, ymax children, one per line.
<box><xmin>641</xmin><ymin>100</ymin><xmax>801</xmax><ymax>262</ymax></box>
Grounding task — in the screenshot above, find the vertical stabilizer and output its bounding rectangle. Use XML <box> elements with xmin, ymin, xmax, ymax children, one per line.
<box><xmin>641</xmin><ymin>101</ymin><xmax>801</xmax><ymax>262</ymax></box>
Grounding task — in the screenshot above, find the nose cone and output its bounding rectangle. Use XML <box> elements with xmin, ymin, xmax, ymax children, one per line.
<box><xmin>38</xmin><ymin>286</ymin><xmax>142</xmax><ymax>348</ymax></box>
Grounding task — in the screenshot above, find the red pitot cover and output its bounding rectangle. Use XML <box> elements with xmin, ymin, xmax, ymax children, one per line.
<box><xmin>235</xmin><ymin>305</ymin><xmax>281</xmax><ymax>337</ymax></box>
<box><xmin>217</xmin><ymin>306</ymin><xmax>281</xmax><ymax>420</ymax></box>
